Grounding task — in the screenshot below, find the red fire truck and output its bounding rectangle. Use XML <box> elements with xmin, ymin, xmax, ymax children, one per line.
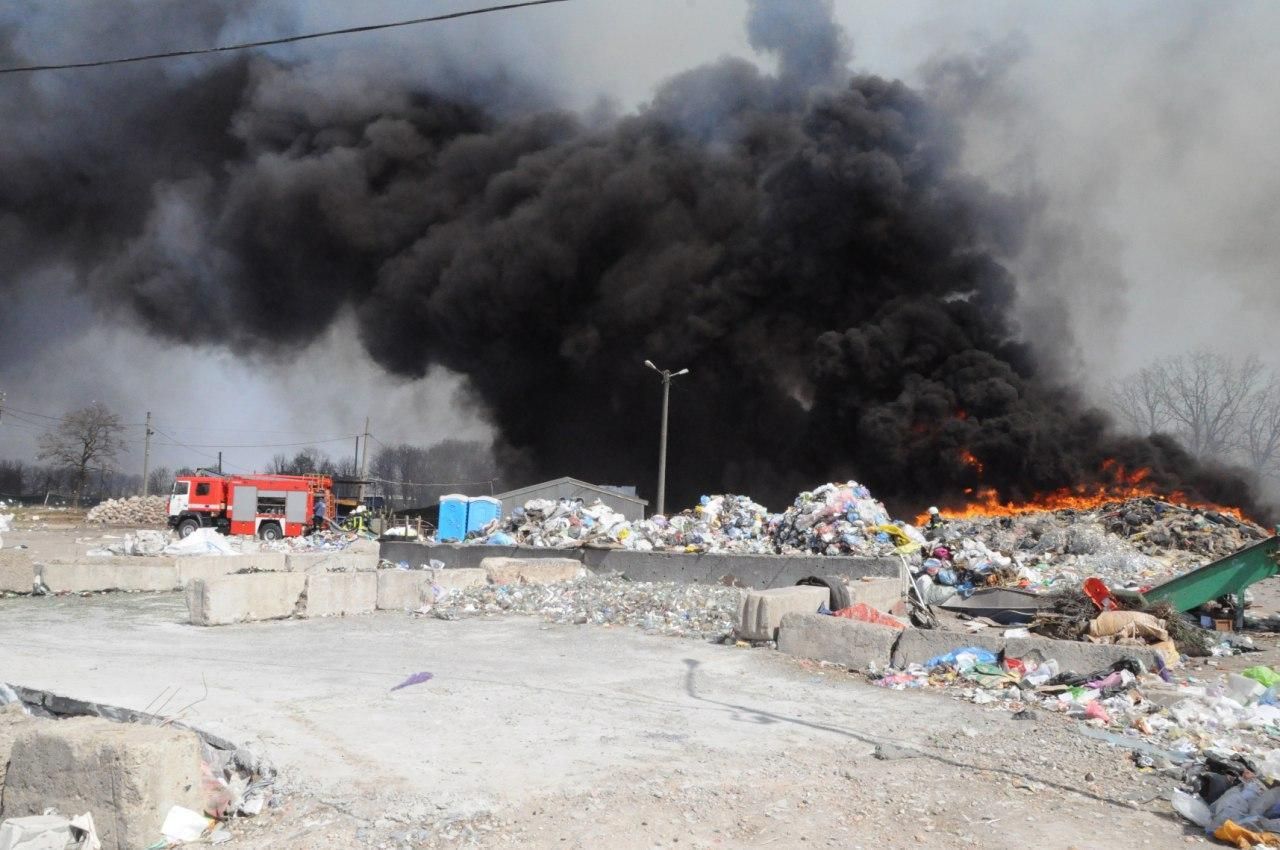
<box><xmin>166</xmin><ymin>473</ymin><xmax>333</xmax><ymax>540</ymax></box>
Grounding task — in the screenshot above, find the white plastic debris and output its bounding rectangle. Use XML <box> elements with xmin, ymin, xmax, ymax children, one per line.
<box><xmin>163</xmin><ymin>528</ymin><xmax>236</xmax><ymax>556</ymax></box>
<box><xmin>0</xmin><ymin>816</ymin><xmax>70</xmax><ymax>850</ymax></box>
<box><xmin>1170</xmin><ymin>788</ymin><xmax>1211</xmax><ymax>828</ymax></box>
<box><xmin>160</xmin><ymin>806</ymin><xmax>214</xmax><ymax>843</ymax></box>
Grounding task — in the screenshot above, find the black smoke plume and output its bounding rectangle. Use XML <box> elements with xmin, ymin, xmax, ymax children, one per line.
<box><xmin>0</xmin><ymin>0</ymin><xmax>1268</xmax><ymax>519</ymax></box>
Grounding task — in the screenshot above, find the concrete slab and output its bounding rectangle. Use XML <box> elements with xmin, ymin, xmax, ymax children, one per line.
<box><xmin>45</xmin><ymin>555</ymin><xmax>176</xmax><ymax>568</ymax></box>
<box><xmin>736</xmin><ymin>586</ymin><xmax>829</xmax><ymax>641</ymax></box>
<box><xmin>175</xmin><ymin>552</ymin><xmax>288</xmax><ymax>588</ymax></box>
<box><xmin>375</xmin><ymin>568</ymin><xmax>488</xmax><ymax>610</ymax></box>
<box><xmin>481</xmin><ymin>557</ymin><xmax>583</xmax><ymax>585</ymax></box>
<box><xmin>376</xmin><ymin>570</ymin><xmax>432</xmax><ymax>610</ymax></box>
<box><xmin>1</xmin><ymin>717</ymin><xmax>205</xmax><ymax>850</ymax></box>
<box><xmin>0</xmin><ymin>593</ymin><xmax>1012</xmax><ymax>824</ymax></box>
<box><xmin>186</xmin><ymin>572</ymin><xmax>306</xmax><ymax>626</ymax></box>
<box><xmin>890</xmin><ymin>629</ymin><xmax>1006</xmax><ymax>668</ymax></box>
<box><xmin>845</xmin><ymin>577</ymin><xmax>903</xmax><ymax>613</ymax></box>
<box><xmin>776</xmin><ymin>612</ymin><xmax>899</xmax><ymax>671</ymax></box>
<box><xmin>37</xmin><ymin>562</ymin><xmax>178</xmax><ymax>594</ymax></box>
<box><xmin>1006</xmin><ymin>636</ymin><xmax>1159</xmax><ymax>673</ymax></box>
<box><xmin>0</xmin><ymin>550</ymin><xmax>34</xmax><ymax>593</ymax></box>
<box><xmin>304</xmin><ymin>572</ymin><xmax>377</xmax><ymax>617</ymax></box>
<box><xmin>285</xmin><ymin>551</ymin><xmax>379</xmax><ymax>574</ymax></box>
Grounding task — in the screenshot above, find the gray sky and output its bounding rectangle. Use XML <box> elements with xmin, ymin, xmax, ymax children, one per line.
<box><xmin>2</xmin><ymin>0</ymin><xmax>1278</xmax><ymax>477</ymax></box>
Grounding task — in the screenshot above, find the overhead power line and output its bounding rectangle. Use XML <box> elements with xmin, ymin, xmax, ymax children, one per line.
<box><xmin>0</xmin><ymin>0</ymin><xmax>571</xmax><ymax>75</ymax></box>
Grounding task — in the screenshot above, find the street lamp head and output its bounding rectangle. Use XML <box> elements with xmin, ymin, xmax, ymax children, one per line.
<box><xmin>644</xmin><ymin>360</ymin><xmax>659</xmax><ymax>372</ymax></box>
<box><xmin>673</xmin><ymin>368</ymin><xmax>690</xmax><ymax>377</ymax></box>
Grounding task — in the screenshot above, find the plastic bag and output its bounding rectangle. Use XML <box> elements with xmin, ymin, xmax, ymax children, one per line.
<box><xmin>1243</xmin><ymin>667</ymin><xmax>1280</xmax><ymax>689</ymax></box>
<box><xmin>1171</xmin><ymin>789</ymin><xmax>1211</xmax><ymax>828</ymax></box>
<box><xmin>832</xmin><ymin>603</ymin><xmax>905</xmax><ymax>630</ymax></box>
<box><xmin>924</xmin><ymin>647</ymin><xmax>998</xmax><ymax>670</ymax></box>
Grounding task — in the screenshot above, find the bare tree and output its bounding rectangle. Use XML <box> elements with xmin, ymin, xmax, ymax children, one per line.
<box><xmin>147</xmin><ymin>465</ymin><xmax>173</xmax><ymax>496</ymax></box>
<box><xmin>1108</xmin><ymin>365</ymin><xmax>1170</xmax><ymax>435</ymax></box>
<box><xmin>37</xmin><ymin>403</ymin><xmax>126</xmax><ymax>507</ymax></box>
<box><xmin>1153</xmin><ymin>350</ymin><xmax>1264</xmax><ymax>460</ymax></box>
<box><xmin>1239</xmin><ymin>377</ymin><xmax>1280</xmax><ymax>481</ymax></box>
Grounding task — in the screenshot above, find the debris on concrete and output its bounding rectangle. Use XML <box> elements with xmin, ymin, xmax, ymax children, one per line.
<box><xmin>423</xmin><ymin>574</ymin><xmax>745</xmax><ymax>640</ymax></box>
<box><xmin>159</xmin><ymin>805</ymin><xmax>215</xmax><ymax>844</ymax></box>
<box><xmin>0</xmin><ymin>812</ymin><xmax>98</xmax><ymax>850</ymax></box>
<box><xmin>1</xmin><ymin>717</ymin><xmax>206</xmax><ymax>850</ymax></box>
<box><xmin>391</xmin><ymin>672</ymin><xmax>434</xmax><ymax>692</ymax></box>
<box><xmin>85</xmin><ymin>497</ymin><xmax>167</xmax><ymax>526</ymax></box>
<box><xmin>84</xmin><ymin>529</ymin><xmax>169</xmax><ymax>557</ymax></box>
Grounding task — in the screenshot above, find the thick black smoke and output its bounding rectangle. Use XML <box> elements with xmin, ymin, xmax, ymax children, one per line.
<box><xmin>0</xmin><ymin>0</ymin><xmax>1267</xmax><ymax>518</ymax></box>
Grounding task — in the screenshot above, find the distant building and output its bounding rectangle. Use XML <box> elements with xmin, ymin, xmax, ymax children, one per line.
<box><xmin>496</xmin><ymin>477</ymin><xmax>649</xmax><ymax>521</ymax></box>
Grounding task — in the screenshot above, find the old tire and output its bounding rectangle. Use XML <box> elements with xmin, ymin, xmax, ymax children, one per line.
<box><xmin>176</xmin><ymin>518</ymin><xmax>200</xmax><ymax>539</ymax></box>
<box><xmin>796</xmin><ymin>575</ymin><xmax>851</xmax><ymax>611</ymax></box>
<box><xmin>259</xmin><ymin>522</ymin><xmax>283</xmax><ymax>542</ymax></box>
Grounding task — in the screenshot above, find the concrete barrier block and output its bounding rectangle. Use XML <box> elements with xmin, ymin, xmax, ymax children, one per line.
<box><xmin>175</xmin><ymin>552</ymin><xmax>288</xmax><ymax>586</ymax></box>
<box><xmin>304</xmin><ymin>572</ymin><xmax>377</xmax><ymax>617</ymax></box>
<box><xmin>376</xmin><ymin>570</ymin><xmax>431</xmax><ymax>610</ymax></box>
<box><xmin>844</xmin><ymin>577</ymin><xmax>903</xmax><ymax>613</ymax></box>
<box><xmin>37</xmin><ymin>562</ymin><xmax>179</xmax><ymax>594</ymax></box>
<box><xmin>286</xmin><ymin>551</ymin><xmax>379</xmax><ymax>574</ymax></box>
<box><xmin>890</xmin><ymin>629</ymin><xmax>1006</xmax><ymax>668</ymax></box>
<box><xmin>0</xmin><ymin>550</ymin><xmax>35</xmax><ymax>593</ymax></box>
<box><xmin>429</xmin><ymin>568</ymin><xmax>487</xmax><ymax>592</ymax></box>
<box><xmin>53</xmin><ymin>555</ymin><xmax>176</xmax><ymax>569</ymax></box>
<box><xmin>481</xmin><ymin>557</ymin><xmax>583</xmax><ymax>586</ymax></box>
<box><xmin>736</xmin><ymin>586</ymin><xmax>829</xmax><ymax>641</ymax></box>
<box><xmin>776</xmin><ymin>613</ymin><xmax>898</xmax><ymax>671</ymax></box>
<box><xmin>0</xmin><ymin>717</ymin><xmax>205</xmax><ymax>850</ymax></box>
<box><xmin>186</xmin><ymin>572</ymin><xmax>306</xmax><ymax>626</ymax></box>
<box><xmin>376</xmin><ymin>568</ymin><xmax>489</xmax><ymax>610</ymax></box>
<box><xmin>1005</xmin><ymin>636</ymin><xmax>1159</xmax><ymax>674</ymax></box>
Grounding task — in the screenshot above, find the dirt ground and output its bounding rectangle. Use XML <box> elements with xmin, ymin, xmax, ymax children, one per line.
<box><xmin>1</xmin><ymin>513</ymin><xmax>1271</xmax><ymax>848</ymax></box>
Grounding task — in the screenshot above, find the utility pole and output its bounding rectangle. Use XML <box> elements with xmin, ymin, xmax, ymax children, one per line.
<box><xmin>217</xmin><ymin>451</ymin><xmax>223</xmax><ymax>474</ymax></box>
<box><xmin>0</xmin><ymin>391</ymin><xmax>6</xmax><ymax>426</ymax></box>
<box><xmin>644</xmin><ymin>361</ymin><xmax>689</xmax><ymax>516</ymax></box>
<box><xmin>141</xmin><ymin>411</ymin><xmax>154</xmax><ymax>497</ymax></box>
<box><xmin>357</xmin><ymin>417</ymin><xmax>370</xmax><ymax>507</ymax></box>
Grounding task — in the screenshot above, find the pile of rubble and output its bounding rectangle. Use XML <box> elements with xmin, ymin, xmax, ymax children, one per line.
<box><xmin>927</xmin><ymin>498</ymin><xmax>1271</xmax><ymax>591</ymax></box>
<box><xmin>469</xmin><ymin>481</ymin><xmax>920</xmax><ymax>558</ymax></box>
<box><xmin>85</xmin><ymin>495</ymin><xmax>168</xmax><ymax>526</ymax></box>
<box><xmin>423</xmin><ymin>574</ymin><xmax>746</xmax><ymax>640</ymax></box>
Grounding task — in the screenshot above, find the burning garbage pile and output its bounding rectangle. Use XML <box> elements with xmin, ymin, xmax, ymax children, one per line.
<box><xmin>85</xmin><ymin>495</ymin><xmax>167</xmax><ymax>526</ymax></box>
<box><xmin>465</xmin><ymin>481</ymin><xmax>922</xmax><ymax>557</ymax></box>
<box><xmin>920</xmin><ymin>497</ymin><xmax>1271</xmax><ymax>594</ymax></box>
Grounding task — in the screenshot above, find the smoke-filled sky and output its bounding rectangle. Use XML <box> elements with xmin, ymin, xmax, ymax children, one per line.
<box><xmin>2</xmin><ymin>0</ymin><xmax>1278</xmax><ymax>510</ymax></box>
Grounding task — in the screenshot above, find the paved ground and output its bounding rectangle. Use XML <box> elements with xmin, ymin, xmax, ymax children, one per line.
<box><xmin>0</xmin><ymin>592</ymin><xmax>1201</xmax><ymax>849</ymax></box>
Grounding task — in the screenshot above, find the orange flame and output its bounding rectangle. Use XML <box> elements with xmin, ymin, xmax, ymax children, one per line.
<box><xmin>916</xmin><ymin>459</ymin><xmax>1248</xmax><ymax>525</ymax></box>
<box><xmin>958</xmin><ymin>449</ymin><xmax>985</xmax><ymax>476</ymax></box>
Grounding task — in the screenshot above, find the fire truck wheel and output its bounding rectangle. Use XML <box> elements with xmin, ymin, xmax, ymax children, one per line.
<box><xmin>176</xmin><ymin>518</ymin><xmax>200</xmax><ymax>538</ymax></box>
<box><xmin>259</xmin><ymin>522</ymin><xmax>283</xmax><ymax>541</ymax></box>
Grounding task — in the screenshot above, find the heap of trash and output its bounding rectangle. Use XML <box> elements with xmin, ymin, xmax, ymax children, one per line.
<box><xmin>85</xmin><ymin>495</ymin><xmax>168</xmax><ymax>526</ymax></box>
<box><xmin>466</xmin><ymin>481</ymin><xmax>921</xmax><ymax>557</ymax></box>
<box><xmin>423</xmin><ymin>573</ymin><xmax>745</xmax><ymax>640</ymax></box>
<box><xmin>924</xmin><ymin>497</ymin><xmax>1271</xmax><ymax>592</ymax></box>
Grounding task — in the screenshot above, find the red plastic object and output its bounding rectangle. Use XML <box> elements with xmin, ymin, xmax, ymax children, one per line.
<box><xmin>833</xmin><ymin>603</ymin><xmax>906</xmax><ymax>630</ymax></box>
<box><xmin>1083</xmin><ymin>577</ymin><xmax>1119</xmax><ymax>612</ymax></box>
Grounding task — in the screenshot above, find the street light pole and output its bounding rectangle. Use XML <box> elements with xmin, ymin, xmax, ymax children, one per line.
<box><xmin>644</xmin><ymin>360</ymin><xmax>689</xmax><ymax>516</ymax></box>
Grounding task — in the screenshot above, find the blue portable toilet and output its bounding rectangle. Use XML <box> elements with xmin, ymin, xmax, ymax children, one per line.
<box><xmin>438</xmin><ymin>494</ymin><xmax>469</xmax><ymax>542</ymax></box>
<box><xmin>466</xmin><ymin>496</ymin><xmax>502</xmax><ymax>536</ymax></box>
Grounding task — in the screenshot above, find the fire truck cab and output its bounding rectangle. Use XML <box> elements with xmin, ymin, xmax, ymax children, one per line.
<box><xmin>167</xmin><ymin>473</ymin><xmax>333</xmax><ymax>540</ymax></box>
